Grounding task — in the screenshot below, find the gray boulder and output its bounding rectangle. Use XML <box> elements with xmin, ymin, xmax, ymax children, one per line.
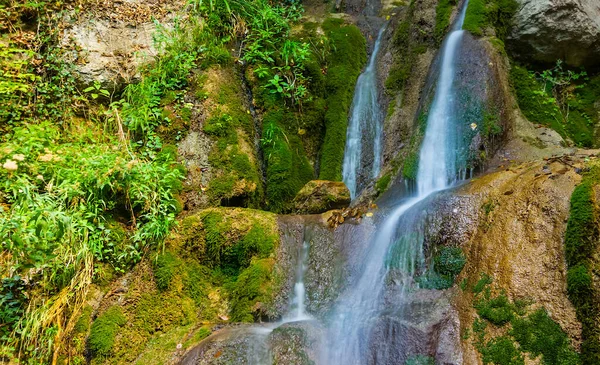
<box><xmin>507</xmin><ymin>0</ymin><xmax>600</xmax><ymax>67</ymax></box>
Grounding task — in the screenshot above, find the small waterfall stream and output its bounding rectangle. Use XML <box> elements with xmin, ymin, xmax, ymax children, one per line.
<box><xmin>342</xmin><ymin>26</ymin><xmax>386</xmax><ymax>199</ymax></box>
<box><xmin>324</xmin><ymin>2</ymin><xmax>470</xmax><ymax>363</ymax></box>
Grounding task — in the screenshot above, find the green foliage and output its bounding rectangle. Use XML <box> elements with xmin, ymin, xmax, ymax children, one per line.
<box><xmin>0</xmin><ymin>275</ymin><xmax>27</xmax><ymax>341</ymax></box>
<box><xmin>511</xmin><ymin>308</ymin><xmax>580</xmax><ymax>365</ymax></box>
<box><xmin>318</xmin><ymin>19</ymin><xmax>367</xmax><ymax>181</ymax></box>
<box><xmin>481</xmin><ymin>336</ymin><xmax>524</xmax><ymax>365</ymax></box>
<box><xmin>435</xmin><ymin>0</ymin><xmax>456</xmax><ymax>42</ymax></box>
<box><xmin>511</xmin><ymin>63</ymin><xmax>599</xmax><ymax>147</ymax></box>
<box><xmin>463</xmin><ymin>0</ymin><xmax>518</xmax><ymax>39</ymax></box>
<box><xmin>89</xmin><ymin>306</ymin><xmax>127</xmax><ymax>357</ymax></box>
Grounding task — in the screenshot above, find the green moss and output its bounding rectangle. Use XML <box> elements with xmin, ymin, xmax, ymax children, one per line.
<box><xmin>434</xmin><ymin>246</ymin><xmax>466</xmax><ymax>277</ymax></box>
<box><xmin>435</xmin><ymin>0</ymin><xmax>456</xmax><ymax>42</ymax></box>
<box><xmin>318</xmin><ymin>18</ymin><xmax>367</xmax><ymax>181</ymax></box>
<box><xmin>418</xmin><ymin>246</ymin><xmax>466</xmax><ymax>290</ymax></box>
<box><xmin>74</xmin><ymin>305</ymin><xmax>93</xmax><ymax>334</ymax></box>
<box><xmin>473</xmin><ymin>273</ymin><xmax>493</xmax><ymax>294</ymax></box>
<box><xmin>262</xmin><ymin>110</ymin><xmax>314</xmax><ymax>212</ymax></box>
<box><xmin>470</xmin><ymin>274</ymin><xmax>581</xmax><ymax>365</ymax></box>
<box><xmin>376</xmin><ymin>173</ymin><xmax>392</xmax><ymax>194</ymax></box>
<box><xmin>511</xmin><ymin>308</ymin><xmax>580</xmax><ymax>365</ymax></box>
<box><xmin>153</xmin><ymin>251</ymin><xmax>180</xmax><ymax>291</ymax></box>
<box><xmin>475</xmin><ymin>292</ymin><xmax>515</xmax><ymax>326</ymax></box>
<box><xmin>133</xmin><ymin>292</ymin><xmax>195</xmax><ymax>335</ymax></box>
<box><xmin>227</xmin><ymin>258</ymin><xmax>275</xmax><ymax>322</ymax></box>
<box><xmin>402</xmin><ymin>151</ymin><xmax>420</xmax><ymax>180</ymax></box>
<box><xmin>481</xmin><ymin>336</ymin><xmax>524</xmax><ymax>365</ymax></box>
<box><xmin>89</xmin><ymin>306</ymin><xmax>127</xmax><ymax>357</ymax></box>
<box><xmin>464</xmin><ymin>0</ymin><xmax>518</xmax><ymax>39</ymax></box>
<box><xmin>197</xmin><ymin>67</ymin><xmax>262</xmax><ymax>207</ymax></box>
<box><xmin>564</xmin><ymin>165</ymin><xmax>600</xmax><ymax>364</ymax></box>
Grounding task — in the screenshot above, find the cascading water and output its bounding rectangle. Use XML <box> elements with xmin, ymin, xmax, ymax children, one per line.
<box><xmin>342</xmin><ymin>27</ymin><xmax>386</xmax><ymax>199</ymax></box>
<box><xmin>324</xmin><ymin>2</ymin><xmax>470</xmax><ymax>363</ymax></box>
<box><xmin>284</xmin><ymin>239</ymin><xmax>311</xmax><ymax>322</ymax></box>
<box><xmin>245</xmin><ymin>236</ymin><xmax>312</xmax><ymax>364</ymax></box>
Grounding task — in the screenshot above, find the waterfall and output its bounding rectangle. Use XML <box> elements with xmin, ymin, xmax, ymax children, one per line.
<box><xmin>324</xmin><ymin>2</ymin><xmax>469</xmax><ymax>363</ymax></box>
<box><xmin>342</xmin><ymin>27</ymin><xmax>386</xmax><ymax>199</ymax></box>
<box><xmin>284</xmin><ymin>239</ymin><xmax>311</xmax><ymax>322</ymax></box>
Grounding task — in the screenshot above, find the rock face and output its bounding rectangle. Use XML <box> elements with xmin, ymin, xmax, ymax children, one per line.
<box><xmin>508</xmin><ymin>0</ymin><xmax>600</xmax><ymax>67</ymax></box>
<box><xmin>292</xmin><ymin>180</ymin><xmax>351</xmax><ymax>214</ymax></box>
<box><xmin>60</xmin><ymin>0</ymin><xmax>184</xmax><ymax>88</ymax></box>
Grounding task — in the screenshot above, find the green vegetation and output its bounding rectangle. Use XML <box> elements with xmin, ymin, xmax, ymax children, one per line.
<box><xmin>564</xmin><ymin>165</ymin><xmax>600</xmax><ymax>364</ymax></box>
<box><xmin>435</xmin><ymin>0</ymin><xmax>457</xmax><ymax>43</ymax></box>
<box><xmin>199</xmin><ymin>69</ymin><xmax>263</xmax><ymax>207</ymax></box>
<box><xmin>463</xmin><ymin>0</ymin><xmax>518</xmax><ymax>39</ymax></box>
<box><xmin>480</xmin><ymin>336</ymin><xmax>524</xmax><ymax>365</ymax></box>
<box><xmin>511</xmin><ymin>62</ymin><xmax>600</xmax><ymax>147</ymax></box>
<box><xmin>419</xmin><ymin>246</ymin><xmax>466</xmax><ymax>290</ymax></box>
<box><xmin>375</xmin><ymin>173</ymin><xmax>392</xmax><ymax>194</ymax></box>
<box><xmin>318</xmin><ymin>18</ymin><xmax>367</xmax><ymax>181</ymax></box>
<box><xmin>470</xmin><ymin>275</ymin><xmax>581</xmax><ymax>365</ymax></box>
<box><xmin>261</xmin><ymin>110</ymin><xmax>314</xmax><ymax>212</ymax></box>
<box><xmin>89</xmin><ymin>306</ymin><xmax>127</xmax><ymax>357</ymax></box>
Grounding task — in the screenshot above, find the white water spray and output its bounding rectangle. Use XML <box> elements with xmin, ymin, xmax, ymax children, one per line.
<box><xmin>342</xmin><ymin>27</ymin><xmax>386</xmax><ymax>199</ymax></box>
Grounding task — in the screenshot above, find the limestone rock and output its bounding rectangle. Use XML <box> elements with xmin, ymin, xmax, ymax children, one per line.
<box><xmin>507</xmin><ymin>0</ymin><xmax>600</xmax><ymax>67</ymax></box>
<box><xmin>62</xmin><ymin>20</ymin><xmax>159</xmax><ymax>88</ymax></box>
<box><xmin>292</xmin><ymin>180</ymin><xmax>351</xmax><ymax>214</ymax></box>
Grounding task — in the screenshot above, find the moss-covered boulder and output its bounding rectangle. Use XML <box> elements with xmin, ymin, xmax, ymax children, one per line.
<box><xmin>291</xmin><ymin>180</ymin><xmax>351</xmax><ymax>214</ymax></box>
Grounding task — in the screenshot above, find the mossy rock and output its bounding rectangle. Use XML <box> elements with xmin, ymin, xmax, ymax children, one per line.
<box><xmin>89</xmin><ymin>306</ymin><xmax>127</xmax><ymax>357</ymax></box>
<box><xmin>292</xmin><ymin>180</ymin><xmax>351</xmax><ymax>214</ymax></box>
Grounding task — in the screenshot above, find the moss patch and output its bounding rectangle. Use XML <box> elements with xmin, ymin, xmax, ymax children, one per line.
<box><xmin>318</xmin><ymin>18</ymin><xmax>367</xmax><ymax>181</ymax></box>
<box><xmin>564</xmin><ymin>164</ymin><xmax>600</xmax><ymax>364</ymax></box>
<box><xmin>198</xmin><ymin>66</ymin><xmax>262</xmax><ymax>207</ymax></box>
<box><xmin>469</xmin><ymin>275</ymin><xmax>581</xmax><ymax>365</ymax></box>
<box><xmin>89</xmin><ymin>306</ymin><xmax>127</xmax><ymax>357</ymax></box>
<box><xmin>435</xmin><ymin>0</ymin><xmax>456</xmax><ymax>43</ymax></box>
<box><xmin>463</xmin><ymin>0</ymin><xmax>518</xmax><ymax>40</ymax></box>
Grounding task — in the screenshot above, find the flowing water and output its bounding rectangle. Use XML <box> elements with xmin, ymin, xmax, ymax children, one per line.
<box><xmin>324</xmin><ymin>2</ymin><xmax>469</xmax><ymax>363</ymax></box>
<box><xmin>342</xmin><ymin>26</ymin><xmax>386</xmax><ymax>199</ymax></box>
<box><xmin>245</xmin><ymin>235</ymin><xmax>313</xmax><ymax>363</ymax></box>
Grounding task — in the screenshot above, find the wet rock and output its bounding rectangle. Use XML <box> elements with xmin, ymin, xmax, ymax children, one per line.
<box><xmin>179</xmin><ymin>325</ymin><xmax>269</xmax><ymax>365</ymax></box>
<box><xmin>368</xmin><ymin>290</ymin><xmax>463</xmax><ymax>365</ymax></box>
<box><xmin>268</xmin><ymin>321</ymin><xmax>325</xmax><ymax>364</ymax></box>
<box><xmin>292</xmin><ymin>180</ymin><xmax>351</xmax><ymax>214</ymax></box>
<box><xmin>507</xmin><ymin>0</ymin><xmax>600</xmax><ymax>67</ymax></box>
